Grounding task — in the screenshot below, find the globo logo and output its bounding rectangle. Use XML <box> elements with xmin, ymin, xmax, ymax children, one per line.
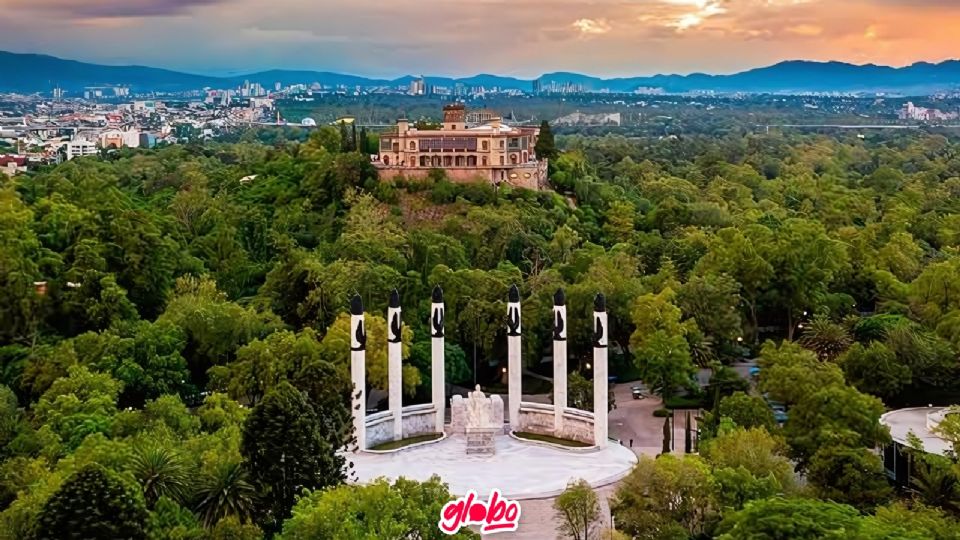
<box><xmin>438</xmin><ymin>489</ymin><xmax>521</xmax><ymax>535</ymax></box>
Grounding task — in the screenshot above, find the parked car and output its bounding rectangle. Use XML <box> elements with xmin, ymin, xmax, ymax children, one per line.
<box><xmin>765</xmin><ymin>398</ymin><xmax>788</xmax><ymax>424</ymax></box>
<box><xmin>772</xmin><ymin>408</ymin><xmax>788</xmax><ymax>424</ymax></box>
<box><xmin>631</xmin><ymin>385</ymin><xmax>647</xmax><ymax>400</ymax></box>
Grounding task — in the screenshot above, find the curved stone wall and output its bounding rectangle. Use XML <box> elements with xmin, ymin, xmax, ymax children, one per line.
<box><xmin>516</xmin><ymin>402</ymin><xmax>596</xmax><ymax>446</ymax></box>
<box><xmin>365</xmin><ymin>403</ymin><xmax>439</xmax><ymax>449</ymax></box>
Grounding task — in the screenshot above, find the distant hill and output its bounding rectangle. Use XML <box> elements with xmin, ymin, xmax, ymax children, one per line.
<box><xmin>0</xmin><ymin>51</ymin><xmax>221</xmax><ymax>93</ymax></box>
<box><xmin>2</xmin><ymin>51</ymin><xmax>960</xmax><ymax>95</ymax></box>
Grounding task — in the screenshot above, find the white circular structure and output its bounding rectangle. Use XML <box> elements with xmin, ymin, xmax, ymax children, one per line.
<box><xmin>880</xmin><ymin>407</ymin><xmax>954</xmax><ymax>457</ymax></box>
<box><xmin>348</xmin><ymin>434</ymin><xmax>637</xmax><ymax>500</ymax></box>
<box><xmin>301</xmin><ymin>117</ymin><xmax>317</xmax><ymax>127</ymax></box>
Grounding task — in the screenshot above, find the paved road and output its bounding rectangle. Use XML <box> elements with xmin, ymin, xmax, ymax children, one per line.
<box><xmin>609</xmin><ymin>383</ymin><xmax>699</xmax><ymax>457</ymax></box>
<box><xmin>476</xmin><ymin>484</ymin><xmax>618</xmax><ymax>540</ymax></box>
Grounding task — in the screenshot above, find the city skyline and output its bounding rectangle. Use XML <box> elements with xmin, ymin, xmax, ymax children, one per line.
<box><xmin>1</xmin><ymin>0</ymin><xmax>958</xmax><ymax>78</ymax></box>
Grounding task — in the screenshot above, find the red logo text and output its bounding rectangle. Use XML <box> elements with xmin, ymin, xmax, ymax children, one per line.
<box><xmin>438</xmin><ymin>489</ymin><xmax>521</xmax><ymax>535</ymax></box>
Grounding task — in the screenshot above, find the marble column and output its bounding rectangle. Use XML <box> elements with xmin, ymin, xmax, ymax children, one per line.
<box><xmin>507</xmin><ymin>284</ymin><xmax>522</xmax><ymax>429</ymax></box>
<box><xmin>350</xmin><ymin>294</ymin><xmax>366</xmax><ymax>452</ymax></box>
<box><xmin>553</xmin><ymin>288</ymin><xmax>567</xmax><ymax>433</ymax></box>
<box><xmin>388</xmin><ymin>289</ymin><xmax>403</xmax><ymax>441</ymax></box>
<box><xmin>593</xmin><ymin>293</ymin><xmax>609</xmax><ymax>448</ymax></box>
<box><xmin>431</xmin><ymin>285</ymin><xmax>446</xmax><ymax>433</ymax></box>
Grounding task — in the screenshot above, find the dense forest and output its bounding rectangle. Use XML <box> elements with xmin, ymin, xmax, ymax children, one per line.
<box><xmin>2</xmin><ymin>122</ymin><xmax>960</xmax><ymax>538</ymax></box>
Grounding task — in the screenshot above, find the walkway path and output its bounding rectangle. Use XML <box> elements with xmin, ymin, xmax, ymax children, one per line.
<box><xmin>494</xmin><ymin>384</ymin><xmax>701</xmax><ymax>537</ymax></box>
<box><xmin>358</xmin><ymin>383</ymin><xmax>695</xmax><ymax>538</ymax></box>
<box><xmin>350</xmin><ymin>433</ymin><xmax>636</xmax><ymax>500</ymax></box>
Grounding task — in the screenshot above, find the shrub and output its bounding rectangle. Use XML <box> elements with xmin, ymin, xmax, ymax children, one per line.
<box><xmin>429</xmin><ymin>180</ymin><xmax>460</xmax><ymax>204</ymax></box>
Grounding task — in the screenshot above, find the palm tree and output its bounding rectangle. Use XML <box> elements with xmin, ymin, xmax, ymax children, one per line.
<box><xmin>798</xmin><ymin>315</ymin><xmax>852</xmax><ymax>360</ymax></box>
<box><xmin>129</xmin><ymin>445</ymin><xmax>191</xmax><ymax>507</ymax></box>
<box><xmin>194</xmin><ymin>461</ymin><xmax>258</xmax><ymax>528</ymax></box>
<box><xmin>911</xmin><ymin>458</ymin><xmax>960</xmax><ymax>515</ymax></box>
<box><xmin>685</xmin><ymin>329</ymin><xmax>716</xmax><ymax>367</ymax></box>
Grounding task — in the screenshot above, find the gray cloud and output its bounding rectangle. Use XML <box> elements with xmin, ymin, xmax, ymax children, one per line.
<box><xmin>6</xmin><ymin>0</ymin><xmax>227</xmax><ymax>18</ymax></box>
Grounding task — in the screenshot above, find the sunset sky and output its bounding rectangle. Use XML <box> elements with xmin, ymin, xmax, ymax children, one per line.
<box><xmin>1</xmin><ymin>0</ymin><xmax>958</xmax><ymax>78</ymax></box>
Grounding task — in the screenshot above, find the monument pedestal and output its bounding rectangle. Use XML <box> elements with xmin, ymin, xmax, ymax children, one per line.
<box><xmin>451</xmin><ymin>385</ymin><xmax>503</xmax><ymax>456</ymax></box>
<box><xmin>465</xmin><ymin>427</ymin><xmax>498</xmax><ymax>455</ymax></box>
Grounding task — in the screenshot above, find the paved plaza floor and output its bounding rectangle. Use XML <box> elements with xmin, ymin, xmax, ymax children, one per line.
<box><xmin>348</xmin><ymin>433</ymin><xmax>638</xmax><ymax>500</ymax></box>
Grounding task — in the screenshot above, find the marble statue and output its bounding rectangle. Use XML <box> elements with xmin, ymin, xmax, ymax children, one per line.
<box><xmin>467</xmin><ymin>385</ymin><xmax>496</xmax><ymax>429</ymax></box>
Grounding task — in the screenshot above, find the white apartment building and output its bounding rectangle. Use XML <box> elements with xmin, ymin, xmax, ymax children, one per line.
<box><xmin>65</xmin><ymin>140</ymin><xmax>98</xmax><ymax>160</ymax></box>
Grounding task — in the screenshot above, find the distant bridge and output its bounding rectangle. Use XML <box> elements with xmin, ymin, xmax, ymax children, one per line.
<box><xmin>2</xmin><ymin>125</ymin><xmax>82</xmax><ymax>133</ymax></box>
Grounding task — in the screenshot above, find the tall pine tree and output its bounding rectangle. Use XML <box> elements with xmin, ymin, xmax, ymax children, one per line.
<box><xmin>359</xmin><ymin>126</ymin><xmax>369</xmax><ymax>154</ymax></box>
<box><xmin>35</xmin><ymin>464</ymin><xmax>148</xmax><ymax>540</ymax></box>
<box><xmin>338</xmin><ymin>121</ymin><xmax>350</xmax><ymax>153</ymax></box>
<box><xmin>534</xmin><ymin>120</ymin><xmax>557</xmax><ymax>160</ymax></box>
<box><xmin>241</xmin><ymin>382</ymin><xmax>345</xmax><ymax>532</ymax></box>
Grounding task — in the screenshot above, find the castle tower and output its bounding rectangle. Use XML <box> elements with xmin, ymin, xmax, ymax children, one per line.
<box><xmin>442</xmin><ymin>103</ymin><xmax>466</xmax><ymax>131</ymax></box>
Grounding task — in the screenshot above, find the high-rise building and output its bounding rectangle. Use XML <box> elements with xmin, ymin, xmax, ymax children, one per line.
<box><xmin>409</xmin><ymin>76</ymin><xmax>426</xmax><ymax>96</ymax></box>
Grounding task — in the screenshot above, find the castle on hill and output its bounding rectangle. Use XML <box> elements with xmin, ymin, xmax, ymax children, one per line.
<box><xmin>374</xmin><ymin>103</ymin><xmax>547</xmax><ymax>190</ymax></box>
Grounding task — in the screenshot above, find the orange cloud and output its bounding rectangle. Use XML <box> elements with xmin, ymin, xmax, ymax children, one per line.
<box><xmin>572</xmin><ymin>18</ymin><xmax>612</xmax><ymax>36</ymax></box>
<box><xmin>0</xmin><ymin>0</ymin><xmax>957</xmax><ymax>77</ymax></box>
<box><xmin>786</xmin><ymin>24</ymin><xmax>823</xmax><ymax>37</ymax></box>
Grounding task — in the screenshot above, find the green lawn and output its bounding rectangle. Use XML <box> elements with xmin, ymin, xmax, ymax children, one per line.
<box><xmin>664</xmin><ymin>395</ymin><xmax>707</xmax><ymax>409</ymax></box>
<box><xmin>513</xmin><ymin>431</ymin><xmax>591</xmax><ymax>448</ymax></box>
<box><xmin>369</xmin><ymin>433</ymin><xmax>443</xmax><ymax>451</ymax></box>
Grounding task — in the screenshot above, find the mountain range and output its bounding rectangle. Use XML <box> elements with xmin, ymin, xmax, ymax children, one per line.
<box><xmin>2</xmin><ymin>51</ymin><xmax>960</xmax><ymax>95</ymax></box>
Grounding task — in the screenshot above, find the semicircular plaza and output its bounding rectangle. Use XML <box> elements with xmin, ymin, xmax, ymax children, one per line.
<box><xmin>348</xmin><ymin>434</ymin><xmax>637</xmax><ymax>500</ymax></box>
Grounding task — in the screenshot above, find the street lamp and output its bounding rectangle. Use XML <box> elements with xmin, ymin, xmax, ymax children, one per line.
<box><xmin>474</xmin><ymin>315</ymin><xmax>480</xmax><ymax>386</ymax></box>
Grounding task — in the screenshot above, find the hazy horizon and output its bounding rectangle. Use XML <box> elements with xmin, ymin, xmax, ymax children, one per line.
<box><xmin>5</xmin><ymin>47</ymin><xmax>960</xmax><ymax>82</ymax></box>
<box><xmin>1</xmin><ymin>0</ymin><xmax>959</xmax><ymax>79</ymax></box>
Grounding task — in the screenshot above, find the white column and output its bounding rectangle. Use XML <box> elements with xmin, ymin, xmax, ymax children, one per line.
<box><xmin>593</xmin><ymin>293</ymin><xmax>609</xmax><ymax>448</ymax></box>
<box><xmin>507</xmin><ymin>285</ymin><xmax>522</xmax><ymax>429</ymax></box>
<box><xmin>553</xmin><ymin>289</ymin><xmax>567</xmax><ymax>434</ymax></box>
<box><xmin>350</xmin><ymin>295</ymin><xmax>366</xmax><ymax>452</ymax></box>
<box><xmin>388</xmin><ymin>289</ymin><xmax>403</xmax><ymax>441</ymax></box>
<box><xmin>431</xmin><ymin>286</ymin><xmax>446</xmax><ymax>433</ymax></box>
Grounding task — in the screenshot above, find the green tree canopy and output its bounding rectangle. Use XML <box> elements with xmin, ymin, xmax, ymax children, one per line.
<box><xmin>279</xmin><ymin>476</ymin><xmax>475</xmax><ymax>540</ymax></box>
<box><xmin>35</xmin><ymin>464</ymin><xmax>147</xmax><ymax>540</ymax></box>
